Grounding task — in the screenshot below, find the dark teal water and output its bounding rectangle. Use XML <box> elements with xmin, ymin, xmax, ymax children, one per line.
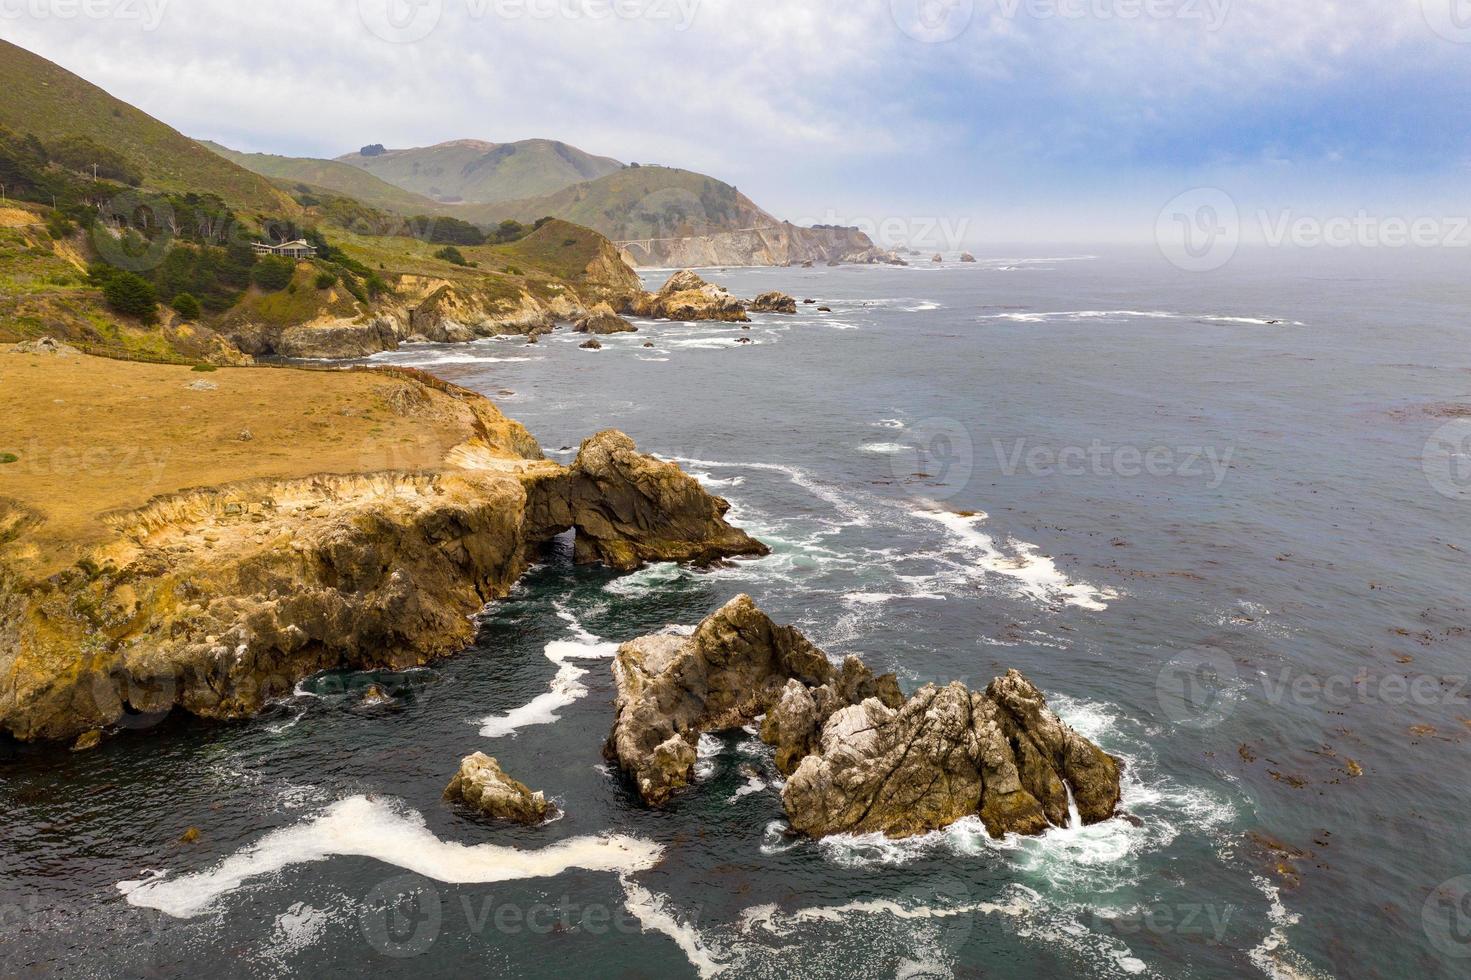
<box><xmin>4</xmin><ymin>247</ymin><xmax>1471</xmax><ymax>978</ymax></box>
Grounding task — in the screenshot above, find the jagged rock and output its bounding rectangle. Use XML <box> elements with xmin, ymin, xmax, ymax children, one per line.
<box><xmin>749</xmin><ymin>291</ymin><xmax>797</xmax><ymax>314</ymax></box>
<box><xmin>12</xmin><ymin>336</ymin><xmax>79</xmax><ymax>356</ymax></box>
<box><xmin>574</xmin><ymin>301</ymin><xmax>636</xmax><ymax>335</ymax></box>
<box><xmin>960</xmin><ymin>252</ymin><xmax>977</xmax><ymax>263</ymax></box>
<box><xmin>783</xmin><ymin>671</ymin><xmax>1121</xmax><ymax>840</ymax></box>
<box><xmin>628</xmin><ymin>270</ymin><xmax>750</xmax><ymax>323</ymax></box>
<box><xmin>71</xmin><ymin>729</ymin><xmax>101</xmax><ymax>752</ymax></box>
<box><xmin>579</xmin><ymin>338</ymin><xmax>603</xmax><ymax>350</ymax></box>
<box><xmin>524</xmin><ymin>431</ymin><xmax>768</xmax><ymax>573</ymax></box>
<box><xmin>931</xmin><ymin>254</ymin><xmax>944</xmax><ymax>263</ymax></box>
<box><xmin>605</xmin><ymin>595</ymin><xmax>899</xmax><ymax>805</ymax></box>
<box><xmin>444</xmin><ymin>752</ymin><xmax>551</xmax><ymax>824</ymax></box>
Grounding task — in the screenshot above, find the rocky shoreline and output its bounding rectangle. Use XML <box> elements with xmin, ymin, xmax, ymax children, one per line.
<box><xmin>0</xmin><ymin>361</ymin><xmax>766</xmax><ymax>744</ymax></box>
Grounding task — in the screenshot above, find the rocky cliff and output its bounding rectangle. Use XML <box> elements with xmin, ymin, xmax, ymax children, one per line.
<box><xmin>618</xmin><ymin>223</ymin><xmax>905</xmax><ymax>269</ymax></box>
<box><xmin>0</xmin><ymin>355</ymin><xmax>764</xmax><ymax>743</ymax></box>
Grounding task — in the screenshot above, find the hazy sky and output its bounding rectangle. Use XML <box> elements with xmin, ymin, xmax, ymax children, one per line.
<box><xmin>5</xmin><ymin>0</ymin><xmax>1469</xmax><ymax>244</ymax></box>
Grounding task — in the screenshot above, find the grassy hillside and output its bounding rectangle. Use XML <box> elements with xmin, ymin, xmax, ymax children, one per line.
<box><xmin>201</xmin><ymin>141</ymin><xmax>444</xmax><ymax>215</ymax></box>
<box><xmin>463</xmin><ymin>165</ymin><xmax>775</xmax><ymax>243</ymax></box>
<box><xmin>0</xmin><ymin>41</ymin><xmax>289</xmax><ymax>214</ymax></box>
<box><xmin>336</xmin><ymin>139</ymin><xmax>623</xmax><ymax>204</ymax></box>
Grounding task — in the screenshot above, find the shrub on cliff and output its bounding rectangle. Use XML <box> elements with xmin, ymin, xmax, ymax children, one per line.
<box><xmin>251</xmin><ymin>256</ymin><xmax>295</xmax><ymax>291</ymax></box>
<box><xmin>434</xmin><ymin>245</ymin><xmax>472</xmax><ymax>266</ymax></box>
<box><xmin>171</xmin><ymin>292</ymin><xmax>201</xmax><ymax>320</ymax></box>
<box><xmin>103</xmin><ymin>272</ymin><xmax>157</xmax><ymax>322</ymax></box>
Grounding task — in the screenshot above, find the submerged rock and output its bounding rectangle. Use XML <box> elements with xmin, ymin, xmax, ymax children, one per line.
<box><xmin>604</xmin><ymin>595</ymin><xmax>901</xmax><ymax>805</ymax></box>
<box><xmin>574</xmin><ymin>302</ymin><xmax>635</xmax><ymax>335</ymax></box>
<box><xmin>444</xmin><ymin>752</ymin><xmax>552</xmax><ymax>824</ymax></box>
<box><xmin>579</xmin><ymin>338</ymin><xmax>603</xmax><ymax>350</ymax></box>
<box><xmin>605</xmin><ymin>596</ymin><xmax>1121</xmax><ymax>840</ymax></box>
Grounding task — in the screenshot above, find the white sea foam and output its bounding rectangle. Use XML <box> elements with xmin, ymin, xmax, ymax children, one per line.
<box><xmin>977</xmin><ymin>309</ymin><xmax>1302</xmax><ymax>327</ymax></box>
<box><xmin>477</xmin><ymin>604</ymin><xmax>616</xmax><ymax>737</ymax></box>
<box><xmin>118</xmin><ymin>796</ymin><xmax>662</xmax><ymax>919</ymax></box>
<box><xmin>858</xmin><ymin>442</ymin><xmax>907</xmax><ymax>454</ymax></box>
<box><xmin>621</xmin><ymin>877</ymin><xmax>732</xmax><ymax>977</ymax></box>
<box><xmin>911</xmin><ymin>508</ymin><xmax>1115</xmax><ymax>611</ymax></box>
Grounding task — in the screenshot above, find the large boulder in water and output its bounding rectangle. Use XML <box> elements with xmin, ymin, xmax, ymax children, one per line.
<box><xmin>604</xmin><ymin>594</ymin><xmax>901</xmax><ymax>805</ymax></box>
<box><xmin>574</xmin><ymin>301</ymin><xmax>636</xmax><ymax>335</ymax></box>
<box><xmin>444</xmin><ymin>752</ymin><xmax>552</xmax><ymax>824</ymax></box>
<box><xmin>749</xmin><ymin>291</ymin><xmax>798</xmax><ymax>314</ymax></box>
<box><xmin>782</xmin><ymin>671</ymin><xmax>1121</xmax><ymax>839</ymax></box>
<box><xmin>628</xmin><ymin>270</ymin><xmax>750</xmax><ymax>323</ymax></box>
<box><xmin>603</xmin><ymin>596</ymin><xmax>1122</xmax><ymax>839</ymax></box>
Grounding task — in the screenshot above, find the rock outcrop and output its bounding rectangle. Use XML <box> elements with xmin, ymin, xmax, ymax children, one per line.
<box><xmin>605</xmin><ymin>597</ymin><xmax>1122</xmax><ymax>839</ymax></box>
<box><xmin>444</xmin><ymin>752</ymin><xmax>552</xmax><ymax>824</ymax></box>
<box><xmin>960</xmin><ymin>252</ymin><xmax>977</xmax><ymax>263</ymax></box>
<box><xmin>11</xmin><ymin>336</ymin><xmax>79</xmax><ymax>356</ymax></box>
<box><xmin>749</xmin><ymin>291</ymin><xmax>797</xmax><ymax>314</ymax></box>
<box><xmin>783</xmin><ymin>672</ymin><xmax>1122</xmax><ymax>840</ymax></box>
<box><xmin>525</xmin><ymin>432</ymin><xmax>768</xmax><ymax>572</ymax></box>
<box><xmin>574</xmin><ymin>301</ymin><xmax>636</xmax><ymax>334</ymax></box>
<box><xmin>604</xmin><ymin>595</ymin><xmax>901</xmax><ymax>805</ymax></box>
<box><xmin>0</xmin><ymin>375</ymin><xmax>765</xmax><ymax>742</ymax></box>
<box><xmin>628</xmin><ymin>271</ymin><xmax>750</xmax><ymax>323</ymax></box>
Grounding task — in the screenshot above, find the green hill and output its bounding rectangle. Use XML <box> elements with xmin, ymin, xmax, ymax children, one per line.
<box><xmin>335</xmin><ymin>138</ymin><xmax>623</xmax><ymax>204</ymax></box>
<box><xmin>463</xmin><ymin>165</ymin><xmax>774</xmax><ymax>243</ymax></box>
<box><xmin>0</xmin><ymin>40</ymin><xmax>289</xmax><ymax>213</ymax></box>
<box><xmin>200</xmin><ymin>141</ymin><xmax>444</xmax><ymax>215</ymax></box>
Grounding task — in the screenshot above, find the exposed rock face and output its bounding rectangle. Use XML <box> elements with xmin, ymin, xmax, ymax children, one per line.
<box><xmin>574</xmin><ymin>301</ymin><xmax>635</xmax><ymax>334</ymax></box>
<box><xmin>960</xmin><ymin>252</ymin><xmax>977</xmax><ymax>263</ymax></box>
<box><xmin>524</xmin><ymin>431</ymin><xmax>768</xmax><ymax>572</ymax></box>
<box><xmin>11</xmin><ymin>336</ymin><xmax>79</xmax><ymax>356</ymax></box>
<box><xmin>618</xmin><ymin>222</ymin><xmax>892</xmax><ymax>270</ymax></box>
<box><xmin>444</xmin><ymin>752</ymin><xmax>552</xmax><ymax>824</ymax></box>
<box><xmin>931</xmin><ymin>254</ymin><xmax>944</xmax><ymax>263</ymax></box>
<box><xmin>605</xmin><ymin>595</ymin><xmax>900</xmax><ymax>805</ymax></box>
<box><xmin>628</xmin><ymin>270</ymin><xmax>749</xmax><ymax>323</ymax></box>
<box><xmin>783</xmin><ymin>671</ymin><xmax>1122</xmax><ymax>840</ymax></box>
<box><xmin>749</xmin><ymin>291</ymin><xmax>797</xmax><ymax>314</ymax></box>
<box><xmin>579</xmin><ymin>338</ymin><xmax>602</xmax><ymax>350</ymax></box>
<box><xmin>604</xmin><ymin>597</ymin><xmax>1121</xmax><ymax>839</ymax></box>
<box><xmin>0</xmin><ymin>412</ymin><xmax>765</xmax><ymax>741</ymax></box>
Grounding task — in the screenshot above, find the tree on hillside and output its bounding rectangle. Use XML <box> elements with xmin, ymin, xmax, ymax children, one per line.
<box><xmin>103</xmin><ymin>272</ymin><xmax>157</xmax><ymax>322</ymax></box>
<box><xmin>251</xmin><ymin>256</ymin><xmax>295</xmax><ymax>291</ymax></box>
<box><xmin>171</xmin><ymin>292</ymin><xmax>201</xmax><ymax>320</ymax></box>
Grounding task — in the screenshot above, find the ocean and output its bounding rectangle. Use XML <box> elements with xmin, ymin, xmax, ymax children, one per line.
<box><xmin>5</xmin><ymin>247</ymin><xmax>1470</xmax><ymax>978</ymax></box>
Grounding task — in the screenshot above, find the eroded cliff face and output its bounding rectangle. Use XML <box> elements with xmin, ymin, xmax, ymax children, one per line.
<box><xmin>618</xmin><ymin>223</ymin><xmax>906</xmax><ymax>269</ymax></box>
<box><xmin>0</xmin><ymin>408</ymin><xmax>764</xmax><ymax>742</ymax></box>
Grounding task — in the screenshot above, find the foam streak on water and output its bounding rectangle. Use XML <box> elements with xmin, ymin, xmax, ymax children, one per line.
<box><xmin>118</xmin><ymin>796</ymin><xmax>662</xmax><ymax>919</ymax></box>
